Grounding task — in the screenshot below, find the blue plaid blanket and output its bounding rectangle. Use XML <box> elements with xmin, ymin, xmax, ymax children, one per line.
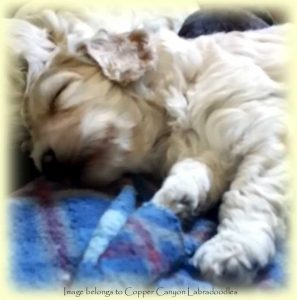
<box><xmin>9</xmin><ymin>176</ymin><xmax>286</xmax><ymax>291</ymax></box>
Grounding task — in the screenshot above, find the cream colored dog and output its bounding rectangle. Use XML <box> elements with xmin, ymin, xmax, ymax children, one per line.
<box><xmin>8</xmin><ymin>10</ymin><xmax>288</xmax><ymax>285</ymax></box>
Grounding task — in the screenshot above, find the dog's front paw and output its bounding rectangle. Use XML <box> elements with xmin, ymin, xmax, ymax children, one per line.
<box><xmin>192</xmin><ymin>234</ymin><xmax>260</xmax><ymax>285</ymax></box>
<box><xmin>152</xmin><ymin>177</ymin><xmax>198</xmax><ymax>219</ymax></box>
<box><xmin>152</xmin><ymin>159</ymin><xmax>212</xmax><ymax>219</ymax></box>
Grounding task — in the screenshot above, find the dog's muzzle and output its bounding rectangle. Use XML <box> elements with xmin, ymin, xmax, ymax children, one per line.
<box><xmin>41</xmin><ymin>149</ymin><xmax>81</xmax><ymax>183</ymax></box>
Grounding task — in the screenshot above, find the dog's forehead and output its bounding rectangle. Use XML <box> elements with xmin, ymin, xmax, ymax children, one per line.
<box><xmin>32</xmin><ymin>53</ymin><xmax>104</xmax><ymax>102</ymax></box>
<box><xmin>49</xmin><ymin>54</ymin><xmax>97</xmax><ymax>77</ymax></box>
<box><xmin>25</xmin><ymin>45</ymin><xmax>131</xmax><ymax>131</ymax></box>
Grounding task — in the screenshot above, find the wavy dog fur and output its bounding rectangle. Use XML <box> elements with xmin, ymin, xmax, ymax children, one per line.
<box><xmin>8</xmin><ymin>10</ymin><xmax>289</xmax><ymax>285</ymax></box>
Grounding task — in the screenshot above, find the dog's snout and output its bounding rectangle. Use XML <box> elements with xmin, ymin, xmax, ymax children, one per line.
<box><xmin>41</xmin><ymin>149</ymin><xmax>82</xmax><ymax>183</ymax></box>
<box><xmin>41</xmin><ymin>149</ymin><xmax>59</xmax><ymax>180</ymax></box>
<box><xmin>42</xmin><ymin>149</ymin><xmax>56</xmax><ymax>164</ymax></box>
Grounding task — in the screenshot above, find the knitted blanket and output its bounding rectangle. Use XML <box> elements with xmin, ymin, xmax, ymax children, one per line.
<box><xmin>9</xmin><ymin>176</ymin><xmax>286</xmax><ymax>291</ymax></box>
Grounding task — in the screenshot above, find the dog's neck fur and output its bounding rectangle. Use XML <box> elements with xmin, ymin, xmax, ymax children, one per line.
<box><xmin>127</xmin><ymin>27</ymin><xmax>287</xmax><ymax>176</ymax></box>
<box><xmin>126</xmin><ymin>31</ymin><xmax>205</xmax><ymax>176</ymax></box>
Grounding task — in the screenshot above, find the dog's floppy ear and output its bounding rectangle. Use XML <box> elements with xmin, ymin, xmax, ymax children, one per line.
<box><xmin>82</xmin><ymin>29</ymin><xmax>155</xmax><ymax>85</ymax></box>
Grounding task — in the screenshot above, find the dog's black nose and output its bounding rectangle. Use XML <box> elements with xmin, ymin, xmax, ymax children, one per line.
<box><xmin>41</xmin><ymin>149</ymin><xmax>81</xmax><ymax>183</ymax></box>
<box><xmin>41</xmin><ymin>149</ymin><xmax>60</xmax><ymax>180</ymax></box>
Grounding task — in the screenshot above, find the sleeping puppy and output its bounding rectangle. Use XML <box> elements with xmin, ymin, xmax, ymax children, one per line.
<box><xmin>10</xmin><ymin>15</ymin><xmax>288</xmax><ymax>285</ymax></box>
<box><xmin>178</xmin><ymin>8</ymin><xmax>274</xmax><ymax>38</ymax></box>
<box><xmin>7</xmin><ymin>9</ymin><xmax>187</xmax><ymax>187</ymax></box>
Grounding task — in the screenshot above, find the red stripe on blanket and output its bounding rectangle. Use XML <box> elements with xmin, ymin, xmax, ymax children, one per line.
<box><xmin>35</xmin><ymin>180</ymin><xmax>72</xmax><ymax>285</ymax></box>
<box><xmin>128</xmin><ymin>219</ymin><xmax>164</xmax><ymax>276</ymax></box>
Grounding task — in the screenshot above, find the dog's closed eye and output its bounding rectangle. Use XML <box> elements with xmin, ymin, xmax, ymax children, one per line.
<box><xmin>35</xmin><ymin>72</ymin><xmax>81</xmax><ymax>114</ymax></box>
<box><xmin>49</xmin><ymin>79</ymin><xmax>74</xmax><ymax>113</ymax></box>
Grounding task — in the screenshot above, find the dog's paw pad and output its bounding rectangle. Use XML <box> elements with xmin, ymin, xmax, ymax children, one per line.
<box><xmin>192</xmin><ymin>235</ymin><xmax>259</xmax><ymax>285</ymax></box>
<box><xmin>152</xmin><ymin>188</ymin><xmax>198</xmax><ymax>220</ymax></box>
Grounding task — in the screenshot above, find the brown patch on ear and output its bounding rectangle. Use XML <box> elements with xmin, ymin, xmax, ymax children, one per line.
<box><xmin>83</xmin><ymin>29</ymin><xmax>155</xmax><ymax>85</ymax></box>
<box><xmin>129</xmin><ymin>30</ymin><xmax>146</xmax><ymax>43</ymax></box>
<box><xmin>128</xmin><ymin>30</ymin><xmax>153</xmax><ymax>62</ymax></box>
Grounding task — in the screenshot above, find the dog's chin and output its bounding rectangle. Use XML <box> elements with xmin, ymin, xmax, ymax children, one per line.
<box><xmin>39</xmin><ymin>170</ymin><xmax>121</xmax><ymax>189</ymax></box>
<box><xmin>79</xmin><ymin>165</ymin><xmax>124</xmax><ymax>188</ymax></box>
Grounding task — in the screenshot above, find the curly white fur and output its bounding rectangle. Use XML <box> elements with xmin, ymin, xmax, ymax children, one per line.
<box><xmin>148</xmin><ymin>26</ymin><xmax>288</xmax><ymax>284</ymax></box>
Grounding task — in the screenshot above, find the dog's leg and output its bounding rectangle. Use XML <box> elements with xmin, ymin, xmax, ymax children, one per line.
<box><xmin>192</xmin><ymin>146</ymin><xmax>287</xmax><ymax>284</ymax></box>
<box><xmin>152</xmin><ymin>156</ymin><xmax>227</xmax><ymax>220</ymax></box>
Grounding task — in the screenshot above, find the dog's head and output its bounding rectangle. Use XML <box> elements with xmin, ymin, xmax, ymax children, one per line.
<box><xmin>19</xmin><ymin>24</ymin><xmax>159</xmax><ymax>186</ymax></box>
